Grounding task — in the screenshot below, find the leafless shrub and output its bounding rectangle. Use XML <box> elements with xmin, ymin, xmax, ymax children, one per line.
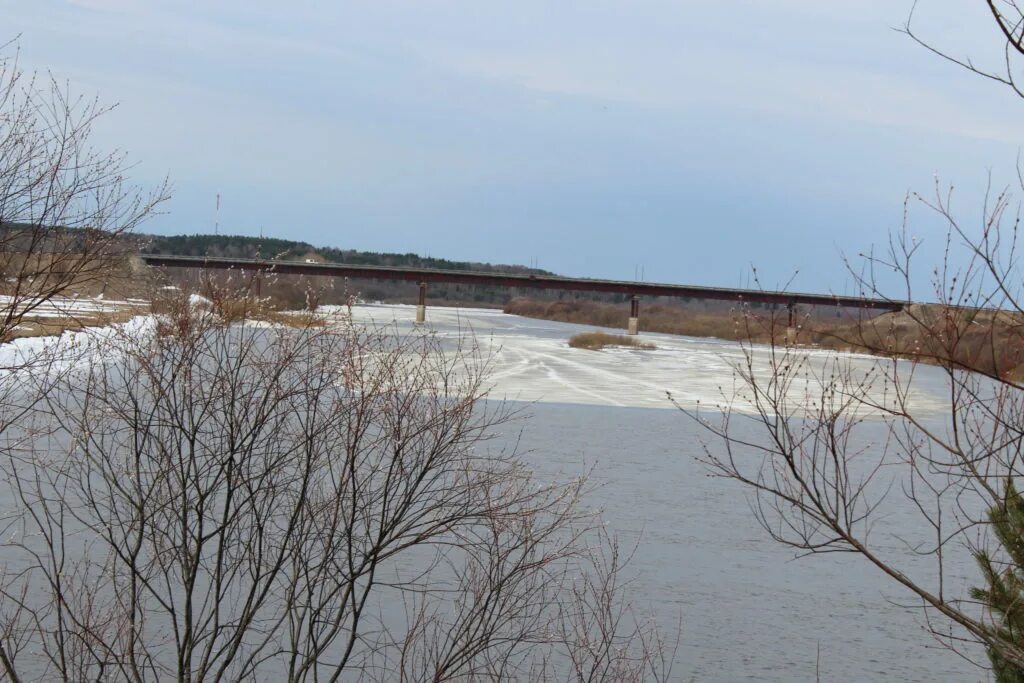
<box><xmin>0</xmin><ymin>39</ymin><xmax>168</xmax><ymax>346</ymax></box>
<box><xmin>678</xmin><ymin>176</ymin><xmax>1024</xmax><ymax>673</ymax></box>
<box><xmin>0</xmin><ymin>302</ymin><xmax>676</xmax><ymax>681</ymax></box>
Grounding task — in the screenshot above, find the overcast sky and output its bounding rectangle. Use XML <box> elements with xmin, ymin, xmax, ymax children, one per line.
<box><xmin>4</xmin><ymin>1</ymin><xmax>1022</xmax><ymax>294</ymax></box>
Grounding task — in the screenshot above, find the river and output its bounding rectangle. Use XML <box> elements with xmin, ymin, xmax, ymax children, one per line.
<box><xmin>0</xmin><ymin>302</ymin><xmax>986</xmax><ymax>680</ymax></box>
<box><xmin>347</xmin><ymin>303</ymin><xmax>983</xmax><ymax>682</ymax></box>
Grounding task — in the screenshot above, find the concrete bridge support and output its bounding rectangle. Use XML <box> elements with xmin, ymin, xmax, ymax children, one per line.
<box><xmin>786</xmin><ymin>301</ymin><xmax>797</xmax><ymax>344</ymax></box>
<box><xmin>628</xmin><ymin>296</ymin><xmax>640</xmax><ymax>335</ymax></box>
<box><xmin>416</xmin><ymin>282</ymin><xmax>427</xmax><ymax>324</ymax></box>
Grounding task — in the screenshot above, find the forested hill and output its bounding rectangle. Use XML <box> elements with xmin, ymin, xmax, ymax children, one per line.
<box><xmin>139</xmin><ymin>233</ymin><xmax>555</xmax><ymax>276</ymax></box>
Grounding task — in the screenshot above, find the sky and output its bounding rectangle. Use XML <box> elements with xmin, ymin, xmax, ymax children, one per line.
<box><xmin>4</xmin><ymin>1</ymin><xmax>1023</xmax><ymax>296</ymax></box>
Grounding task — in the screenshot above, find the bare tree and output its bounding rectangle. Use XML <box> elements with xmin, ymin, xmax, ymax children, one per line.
<box><xmin>0</xmin><ymin>34</ymin><xmax>675</xmax><ymax>682</ymax></box>
<box><xmin>0</xmin><ymin>39</ymin><xmax>169</xmax><ymax>345</ymax></box>
<box><xmin>0</xmin><ymin>297</ymin><xmax>676</xmax><ymax>681</ymax></box>
<box><xmin>902</xmin><ymin>1</ymin><xmax>1024</xmax><ymax>100</ymax></box>
<box><xmin>676</xmin><ymin>176</ymin><xmax>1024</xmax><ymax>674</ymax></box>
<box><xmin>668</xmin><ymin>6</ymin><xmax>1024</xmax><ymax>677</ymax></box>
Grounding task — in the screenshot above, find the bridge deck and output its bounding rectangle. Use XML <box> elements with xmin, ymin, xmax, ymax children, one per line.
<box><xmin>140</xmin><ymin>254</ymin><xmax>905</xmax><ymax>311</ymax></box>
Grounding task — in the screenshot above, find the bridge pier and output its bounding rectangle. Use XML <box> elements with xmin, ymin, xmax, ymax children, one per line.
<box><xmin>786</xmin><ymin>301</ymin><xmax>797</xmax><ymax>344</ymax></box>
<box><xmin>415</xmin><ymin>282</ymin><xmax>427</xmax><ymax>324</ymax></box>
<box><xmin>628</xmin><ymin>296</ymin><xmax>640</xmax><ymax>335</ymax></box>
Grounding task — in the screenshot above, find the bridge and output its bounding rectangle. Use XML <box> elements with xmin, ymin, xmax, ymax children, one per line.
<box><xmin>141</xmin><ymin>254</ymin><xmax>906</xmax><ymax>334</ymax></box>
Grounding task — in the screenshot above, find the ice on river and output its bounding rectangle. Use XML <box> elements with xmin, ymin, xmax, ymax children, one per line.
<box><xmin>0</xmin><ymin>301</ymin><xmax>952</xmax><ymax>417</ymax></box>
<box><xmin>344</xmin><ymin>304</ymin><xmax>950</xmax><ymax>416</ymax></box>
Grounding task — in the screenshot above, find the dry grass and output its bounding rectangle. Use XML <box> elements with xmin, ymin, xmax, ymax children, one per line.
<box><xmin>0</xmin><ymin>253</ymin><xmax>155</xmax><ymax>301</ymax></box>
<box><xmin>8</xmin><ymin>307</ymin><xmax>148</xmax><ymax>340</ymax></box>
<box><xmin>207</xmin><ymin>297</ymin><xmax>327</xmax><ymax>328</ymax></box>
<box><xmin>568</xmin><ymin>331</ymin><xmax>656</xmax><ymax>351</ymax></box>
<box><xmin>506</xmin><ymin>298</ymin><xmax>768</xmax><ymax>341</ymax></box>
<box><xmin>808</xmin><ymin>304</ymin><xmax>1024</xmax><ymax>380</ymax></box>
<box><xmin>150</xmin><ymin>287</ymin><xmax>326</xmax><ymax>333</ymax></box>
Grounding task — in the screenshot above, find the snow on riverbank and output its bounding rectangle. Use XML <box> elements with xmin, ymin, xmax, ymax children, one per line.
<box><xmin>0</xmin><ymin>315</ymin><xmax>157</xmax><ymax>375</ymax></box>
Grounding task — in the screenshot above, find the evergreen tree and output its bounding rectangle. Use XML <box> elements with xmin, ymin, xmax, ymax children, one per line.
<box><xmin>972</xmin><ymin>480</ymin><xmax>1024</xmax><ymax>682</ymax></box>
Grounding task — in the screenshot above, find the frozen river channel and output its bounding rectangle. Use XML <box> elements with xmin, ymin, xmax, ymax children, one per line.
<box><xmin>347</xmin><ymin>304</ymin><xmax>981</xmax><ymax>682</ymax></box>
<box><xmin>346</xmin><ymin>304</ymin><xmax>951</xmax><ymax>416</ymax></box>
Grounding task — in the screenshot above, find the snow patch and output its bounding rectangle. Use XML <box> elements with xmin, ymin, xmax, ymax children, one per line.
<box><xmin>0</xmin><ymin>294</ymin><xmax>146</xmax><ymax>319</ymax></box>
<box><xmin>0</xmin><ymin>315</ymin><xmax>157</xmax><ymax>377</ymax></box>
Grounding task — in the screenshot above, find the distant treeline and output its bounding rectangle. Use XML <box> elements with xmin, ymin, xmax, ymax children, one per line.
<box><xmin>138</xmin><ymin>233</ymin><xmax>553</xmax><ymax>276</ymax></box>
<box><xmin>138</xmin><ymin>232</ymin><xmax>572</xmax><ymax>307</ymax></box>
<box><xmin>134</xmin><ymin>233</ymin><xmax>739</xmax><ymax>309</ymax></box>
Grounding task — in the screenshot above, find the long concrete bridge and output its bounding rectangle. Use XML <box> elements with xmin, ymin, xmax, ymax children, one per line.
<box><xmin>141</xmin><ymin>254</ymin><xmax>906</xmax><ymax>334</ymax></box>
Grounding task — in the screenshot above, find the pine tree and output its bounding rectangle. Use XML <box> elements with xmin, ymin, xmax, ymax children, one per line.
<box><xmin>972</xmin><ymin>480</ymin><xmax>1024</xmax><ymax>682</ymax></box>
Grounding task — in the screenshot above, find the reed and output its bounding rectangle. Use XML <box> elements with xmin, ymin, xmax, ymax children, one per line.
<box><xmin>568</xmin><ymin>331</ymin><xmax>656</xmax><ymax>351</ymax></box>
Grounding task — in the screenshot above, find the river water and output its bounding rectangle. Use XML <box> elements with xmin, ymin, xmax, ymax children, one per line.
<box><xmin>346</xmin><ymin>304</ymin><xmax>984</xmax><ymax>682</ymax></box>
<box><xmin>0</xmin><ymin>303</ymin><xmax>985</xmax><ymax>680</ymax></box>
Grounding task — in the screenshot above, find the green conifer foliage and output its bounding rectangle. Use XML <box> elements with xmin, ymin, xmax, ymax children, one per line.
<box><xmin>972</xmin><ymin>481</ymin><xmax>1024</xmax><ymax>682</ymax></box>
